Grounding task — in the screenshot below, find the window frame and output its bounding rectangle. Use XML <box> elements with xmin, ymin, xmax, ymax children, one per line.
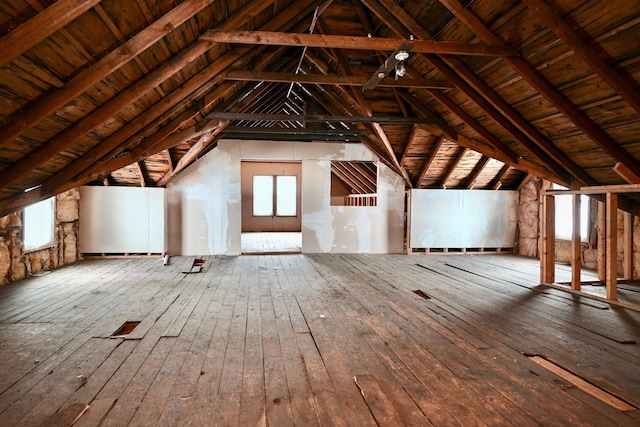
<box><xmin>23</xmin><ymin>197</ymin><xmax>56</xmax><ymax>253</ymax></box>
<box><xmin>552</xmin><ymin>184</ymin><xmax>590</xmax><ymax>243</ymax></box>
<box><xmin>252</xmin><ymin>174</ymin><xmax>298</xmax><ymax>218</ymax></box>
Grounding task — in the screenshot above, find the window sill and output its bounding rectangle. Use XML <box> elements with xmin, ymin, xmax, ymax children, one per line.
<box><xmin>24</xmin><ymin>244</ymin><xmax>55</xmax><ymax>255</ymax></box>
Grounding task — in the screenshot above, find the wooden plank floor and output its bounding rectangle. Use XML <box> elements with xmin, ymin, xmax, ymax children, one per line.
<box><xmin>241</xmin><ymin>232</ymin><xmax>302</xmax><ymax>254</ymax></box>
<box><xmin>0</xmin><ymin>254</ymin><xmax>639</xmax><ymax>426</ymax></box>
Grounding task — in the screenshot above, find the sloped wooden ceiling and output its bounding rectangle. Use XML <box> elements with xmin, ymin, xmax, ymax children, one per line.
<box><xmin>0</xmin><ymin>0</ymin><xmax>639</xmax><ymax>216</ymax></box>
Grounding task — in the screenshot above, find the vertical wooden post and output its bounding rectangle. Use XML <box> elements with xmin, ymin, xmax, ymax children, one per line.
<box><xmin>571</xmin><ymin>194</ymin><xmax>581</xmax><ymax>291</ymax></box>
<box><xmin>541</xmin><ymin>194</ymin><xmax>555</xmax><ymax>283</ymax></box>
<box><xmin>606</xmin><ymin>193</ymin><xmax>618</xmax><ymax>300</ymax></box>
<box><xmin>597</xmin><ymin>201</ymin><xmax>606</xmax><ymax>281</ymax></box>
<box><xmin>623</xmin><ymin>211</ymin><xmax>634</xmax><ymax>279</ymax></box>
<box><xmin>406</xmin><ymin>190</ymin><xmax>413</xmax><ymax>255</ymax></box>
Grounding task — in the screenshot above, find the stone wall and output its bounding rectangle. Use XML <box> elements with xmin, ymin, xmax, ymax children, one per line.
<box><xmin>0</xmin><ymin>189</ymin><xmax>80</xmax><ymax>285</ymax></box>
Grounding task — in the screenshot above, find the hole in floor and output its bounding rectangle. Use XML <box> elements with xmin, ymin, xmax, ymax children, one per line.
<box><xmin>527</xmin><ymin>355</ymin><xmax>636</xmax><ymax>412</ymax></box>
<box><xmin>413</xmin><ymin>289</ymin><xmax>431</xmax><ymax>300</ymax></box>
<box><xmin>111</xmin><ymin>321</ymin><xmax>141</xmax><ymax>336</ymax></box>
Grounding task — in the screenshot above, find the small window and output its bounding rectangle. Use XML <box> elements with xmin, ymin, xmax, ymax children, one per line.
<box><xmin>330</xmin><ymin>161</ymin><xmax>378</xmax><ymax>206</ymax></box>
<box><xmin>252</xmin><ymin>175</ymin><xmax>297</xmax><ymax>217</ymax></box>
<box><xmin>24</xmin><ymin>197</ymin><xmax>55</xmax><ymax>251</ymax></box>
<box><xmin>553</xmin><ymin>185</ymin><xmax>589</xmax><ymax>242</ymax></box>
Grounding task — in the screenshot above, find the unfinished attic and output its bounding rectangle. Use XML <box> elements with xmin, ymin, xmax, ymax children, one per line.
<box><xmin>1</xmin><ymin>0</ymin><xmax>640</xmax><ymax>425</ymax></box>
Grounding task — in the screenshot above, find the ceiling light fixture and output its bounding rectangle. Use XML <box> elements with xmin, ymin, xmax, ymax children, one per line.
<box><xmin>394</xmin><ymin>50</ymin><xmax>410</xmax><ymax>61</ymax></box>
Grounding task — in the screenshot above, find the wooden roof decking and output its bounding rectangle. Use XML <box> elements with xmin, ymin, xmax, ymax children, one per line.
<box><xmin>0</xmin><ymin>0</ymin><xmax>639</xmax><ymax>215</ymax></box>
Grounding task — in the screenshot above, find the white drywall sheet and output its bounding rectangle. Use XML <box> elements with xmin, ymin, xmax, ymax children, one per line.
<box><xmin>410</xmin><ymin>189</ymin><xmax>518</xmax><ymax>249</ymax></box>
<box><xmin>167</xmin><ymin>139</ymin><xmax>405</xmax><ymax>255</ymax></box>
<box><xmin>79</xmin><ymin>186</ymin><xmax>166</xmax><ymax>253</ymax></box>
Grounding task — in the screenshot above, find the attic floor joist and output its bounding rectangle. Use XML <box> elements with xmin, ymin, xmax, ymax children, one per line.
<box><xmin>0</xmin><ymin>254</ymin><xmax>638</xmax><ymax>425</ymax></box>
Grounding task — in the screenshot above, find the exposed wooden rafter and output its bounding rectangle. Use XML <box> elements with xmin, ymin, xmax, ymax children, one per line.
<box><xmin>224</xmin><ymin>70</ymin><xmax>452</xmax><ymax>89</ymax></box>
<box><xmin>437</xmin><ymin>0</ymin><xmax>640</xmax><ymax>180</ymax></box>
<box><xmin>0</xmin><ymin>0</ymin><xmax>103</xmax><ymax>68</ymax></box>
<box><xmin>201</xmin><ymin>30</ymin><xmax>519</xmax><ymax>56</ymax></box>
<box><xmin>521</xmin><ymin>0</ymin><xmax>640</xmax><ymax>115</ymax></box>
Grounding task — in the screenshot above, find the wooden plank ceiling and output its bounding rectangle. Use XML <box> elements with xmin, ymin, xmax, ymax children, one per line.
<box><xmin>0</xmin><ymin>0</ymin><xmax>639</xmax><ymax>216</ymax></box>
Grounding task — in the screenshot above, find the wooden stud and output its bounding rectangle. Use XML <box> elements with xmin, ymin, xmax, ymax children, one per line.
<box><xmin>541</xmin><ymin>194</ymin><xmax>555</xmax><ymax>284</ymax></box>
<box><xmin>571</xmin><ymin>194</ymin><xmax>581</xmax><ymax>291</ymax></box>
<box><xmin>605</xmin><ymin>193</ymin><xmax>618</xmax><ymax>300</ymax></box>
<box><xmin>624</xmin><ymin>212</ymin><xmax>634</xmax><ymax>279</ymax></box>
<box><xmin>597</xmin><ymin>201</ymin><xmax>606</xmax><ymax>282</ymax></box>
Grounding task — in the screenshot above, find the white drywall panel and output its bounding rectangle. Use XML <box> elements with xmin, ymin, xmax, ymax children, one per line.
<box><xmin>167</xmin><ymin>141</ymin><xmax>241</xmax><ymax>255</ymax></box>
<box><xmin>168</xmin><ymin>139</ymin><xmax>405</xmax><ymax>255</ymax></box>
<box><xmin>410</xmin><ymin>189</ymin><xmax>518</xmax><ymax>249</ymax></box>
<box><xmin>79</xmin><ymin>186</ymin><xmax>166</xmax><ymax>253</ymax></box>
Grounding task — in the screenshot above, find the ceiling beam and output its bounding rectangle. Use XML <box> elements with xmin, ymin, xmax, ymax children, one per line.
<box><xmin>440</xmin><ymin>147</ymin><xmax>468</xmax><ymax>188</ymax></box>
<box><xmin>437</xmin><ymin>0</ymin><xmax>640</xmax><ymax>181</ymax></box>
<box><xmin>415</xmin><ymin>136</ymin><xmax>444</xmax><ymax>188</ymax></box>
<box><xmin>426</xmin><ymin>89</ymin><xmax>518</xmax><ymax>164</ymax></box>
<box><xmin>136</xmin><ymin>161</ymin><xmax>149</xmax><ymax>187</ymax></box>
<box><xmin>361</xmin><ymin>0</ymin><xmax>579</xmax><ymax>186</ymax></box>
<box><xmin>0</xmin><ymin>0</ymin><xmax>281</xmax><ymax>193</ymax></box>
<box><xmin>399</xmin><ymin>91</ymin><xmax>567</xmax><ymax>185</ymax></box>
<box><xmin>35</xmin><ymin>1</ymin><xmax>321</xmax><ymax>197</ymax></box>
<box><xmin>521</xmin><ymin>0</ymin><xmax>640</xmax><ymax>116</ymax></box>
<box><xmin>466</xmin><ymin>155</ymin><xmax>490</xmax><ymax>189</ymax></box>
<box><xmin>0</xmin><ymin>0</ymin><xmax>221</xmax><ymax>150</ymax></box>
<box><xmin>489</xmin><ymin>164</ymin><xmax>511</xmax><ymax>190</ymax></box>
<box><xmin>201</xmin><ymin>30</ymin><xmax>518</xmax><ymax>56</ymax></box>
<box><xmin>225</xmin><ymin>70</ymin><xmax>452</xmax><ymax>89</ymax></box>
<box><xmin>203</xmin><ymin>112</ymin><xmax>436</xmax><ymax>124</ymax></box>
<box><xmin>0</xmin><ymin>0</ymin><xmax>103</xmax><ymax>68</ymax></box>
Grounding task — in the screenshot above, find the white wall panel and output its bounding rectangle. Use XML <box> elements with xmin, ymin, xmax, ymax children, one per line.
<box><xmin>79</xmin><ymin>186</ymin><xmax>166</xmax><ymax>253</ymax></box>
<box><xmin>410</xmin><ymin>189</ymin><xmax>517</xmax><ymax>249</ymax></box>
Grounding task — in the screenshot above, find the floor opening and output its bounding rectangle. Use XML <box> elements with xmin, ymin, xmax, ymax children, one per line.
<box><xmin>111</xmin><ymin>321</ymin><xmax>141</xmax><ymax>337</ymax></box>
<box><xmin>413</xmin><ymin>289</ymin><xmax>431</xmax><ymax>300</ymax></box>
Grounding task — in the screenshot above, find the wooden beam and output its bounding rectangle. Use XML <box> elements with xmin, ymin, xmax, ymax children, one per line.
<box><xmin>225</xmin><ymin>70</ymin><xmax>452</xmax><ymax>89</ymax></box>
<box><xmin>606</xmin><ymin>193</ymin><xmax>618</xmax><ymax>300</ymax></box>
<box><xmin>541</xmin><ymin>194</ymin><xmax>556</xmax><ymax>284</ymax></box>
<box><xmin>136</xmin><ymin>161</ymin><xmax>149</xmax><ymax>187</ymax></box>
<box><xmin>203</xmin><ymin>112</ymin><xmax>436</xmax><ymax>124</ymax></box>
<box><xmin>362</xmin><ymin>0</ymin><xmax>582</xmax><ymax>186</ymax></box>
<box><xmin>415</xmin><ymin>137</ymin><xmax>444</xmax><ymax>187</ymax></box>
<box><xmin>466</xmin><ymin>155</ymin><xmax>490</xmax><ymax>189</ymax></box>
<box><xmin>624</xmin><ymin>212</ymin><xmax>634</xmax><ymax>279</ymax></box>
<box><xmin>521</xmin><ymin>0</ymin><xmax>640</xmax><ymax>115</ymax></box>
<box><xmin>0</xmin><ymin>0</ymin><xmax>103</xmax><ymax>68</ymax></box>
<box><xmin>33</xmin><ymin>0</ymin><xmax>319</xmax><ymax>196</ymax></box>
<box><xmin>0</xmin><ymin>0</ymin><xmax>220</xmax><ymax>150</ymax></box>
<box><xmin>400</xmin><ymin>126</ymin><xmax>419</xmax><ymax>166</ymax></box>
<box><xmin>489</xmin><ymin>164</ymin><xmax>511</xmax><ymax>190</ymax></box>
<box><xmin>201</xmin><ymin>30</ymin><xmax>518</xmax><ymax>56</ymax></box>
<box><xmin>157</xmin><ymin>130</ymin><xmax>223</xmax><ymax>185</ymax></box>
<box><xmin>613</xmin><ymin>162</ymin><xmax>640</xmax><ymax>184</ymax></box>
<box><xmin>571</xmin><ymin>194</ymin><xmax>582</xmax><ymax>290</ymax></box>
<box><xmin>440</xmin><ymin>147</ymin><xmax>468</xmax><ymax>189</ymax></box>
<box><xmin>437</xmin><ymin>0</ymin><xmax>640</xmax><ymax>180</ymax></box>
<box><xmin>426</xmin><ymin>90</ymin><xmax>518</xmax><ymax>164</ymax></box>
<box><xmin>597</xmin><ymin>201</ymin><xmax>606</xmax><ymax>281</ymax></box>
<box><xmin>399</xmin><ymin>91</ymin><xmax>565</xmax><ymax>184</ymax></box>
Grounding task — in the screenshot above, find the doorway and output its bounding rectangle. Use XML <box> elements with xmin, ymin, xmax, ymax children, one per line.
<box><xmin>241</xmin><ymin>161</ymin><xmax>302</xmax><ymax>253</ymax></box>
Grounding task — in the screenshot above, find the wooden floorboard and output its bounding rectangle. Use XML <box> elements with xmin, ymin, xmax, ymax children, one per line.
<box><xmin>0</xmin><ymin>254</ymin><xmax>639</xmax><ymax>426</ymax></box>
